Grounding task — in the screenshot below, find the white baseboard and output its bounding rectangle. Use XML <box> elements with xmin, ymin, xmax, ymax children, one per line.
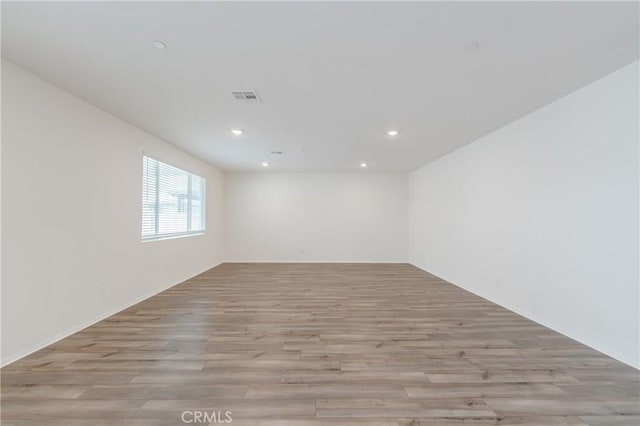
<box><xmin>1</xmin><ymin>262</ymin><xmax>222</xmax><ymax>368</ymax></box>
<box><xmin>409</xmin><ymin>261</ymin><xmax>639</xmax><ymax>370</ymax></box>
<box><xmin>223</xmin><ymin>260</ymin><xmax>409</xmax><ymax>264</ymax></box>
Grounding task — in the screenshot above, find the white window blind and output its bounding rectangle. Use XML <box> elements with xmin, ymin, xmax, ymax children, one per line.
<box><xmin>142</xmin><ymin>156</ymin><xmax>206</xmax><ymax>240</ymax></box>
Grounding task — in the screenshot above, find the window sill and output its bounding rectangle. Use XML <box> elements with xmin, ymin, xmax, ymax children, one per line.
<box><xmin>142</xmin><ymin>232</ymin><xmax>205</xmax><ymax>242</ymax></box>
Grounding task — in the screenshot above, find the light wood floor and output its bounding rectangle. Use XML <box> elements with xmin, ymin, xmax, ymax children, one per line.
<box><xmin>2</xmin><ymin>263</ymin><xmax>639</xmax><ymax>425</ymax></box>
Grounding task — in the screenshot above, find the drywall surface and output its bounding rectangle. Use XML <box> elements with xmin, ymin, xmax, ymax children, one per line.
<box><xmin>225</xmin><ymin>172</ymin><xmax>408</xmax><ymax>262</ymax></box>
<box><xmin>1</xmin><ymin>61</ymin><xmax>225</xmax><ymax>365</ymax></box>
<box><xmin>409</xmin><ymin>61</ymin><xmax>639</xmax><ymax>368</ymax></box>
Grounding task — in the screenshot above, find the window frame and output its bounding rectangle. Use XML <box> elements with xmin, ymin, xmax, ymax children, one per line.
<box><xmin>141</xmin><ymin>155</ymin><xmax>206</xmax><ymax>242</ymax></box>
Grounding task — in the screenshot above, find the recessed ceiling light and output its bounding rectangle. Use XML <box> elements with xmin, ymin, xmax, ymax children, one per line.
<box><xmin>152</xmin><ymin>40</ymin><xmax>167</xmax><ymax>49</ymax></box>
<box><xmin>465</xmin><ymin>42</ymin><xmax>480</xmax><ymax>51</ymax></box>
<box><xmin>230</xmin><ymin>129</ymin><xmax>243</xmax><ymax>136</ymax></box>
<box><xmin>387</xmin><ymin>130</ymin><xmax>399</xmax><ymax>136</ymax></box>
<box><xmin>261</xmin><ymin>161</ymin><xmax>269</xmax><ymax>167</ymax></box>
<box><xmin>360</xmin><ymin>162</ymin><xmax>368</xmax><ymax>168</ymax></box>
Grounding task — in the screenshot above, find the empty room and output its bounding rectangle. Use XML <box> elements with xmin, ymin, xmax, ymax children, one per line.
<box><xmin>1</xmin><ymin>1</ymin><xmax>639</xmax><ymax>425</ymax></box>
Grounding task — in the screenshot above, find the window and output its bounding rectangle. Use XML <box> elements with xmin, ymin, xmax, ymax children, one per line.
<box><xmin>142</xmin><ymin>156</ymin><xmax>205</xmax><ymax>240</ymax></box>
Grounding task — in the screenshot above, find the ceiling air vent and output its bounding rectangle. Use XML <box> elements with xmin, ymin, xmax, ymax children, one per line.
<box><xmin>231</xmin><ymin>90</ymin><xmax>261</xmax><ymax>103</ymax></box>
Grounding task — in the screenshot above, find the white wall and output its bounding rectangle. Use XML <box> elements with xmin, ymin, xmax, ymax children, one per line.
<box><xmin>4</xmin><ymin>55</ymin><xmax>637</xmax><ymax>370</ymax></box>
<box><xmin>409</xmin><ymin>61</ymin><xmax>639</xmax><ymax>368</ymax></box>
<box><xmin>1</xmin><ymin>61</ymin><xmax>225</xmax><ymax>366</ymax></box>
<box><xmin>225</xmin><ymin>173</ymin><xmax>408</xmax><ymax>262</ymax></box>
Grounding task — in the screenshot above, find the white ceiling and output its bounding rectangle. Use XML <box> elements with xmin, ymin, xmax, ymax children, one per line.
<box><xmin>2</xmin><ymin>1</ymin><xmax>638</xmax><ymax>172</ymax></box>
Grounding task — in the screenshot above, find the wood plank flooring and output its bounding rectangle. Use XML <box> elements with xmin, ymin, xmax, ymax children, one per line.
<box><xmin>2</xmin><ymin>263</ymin><xmax>639</xmax><ymax>425</ymax></box>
